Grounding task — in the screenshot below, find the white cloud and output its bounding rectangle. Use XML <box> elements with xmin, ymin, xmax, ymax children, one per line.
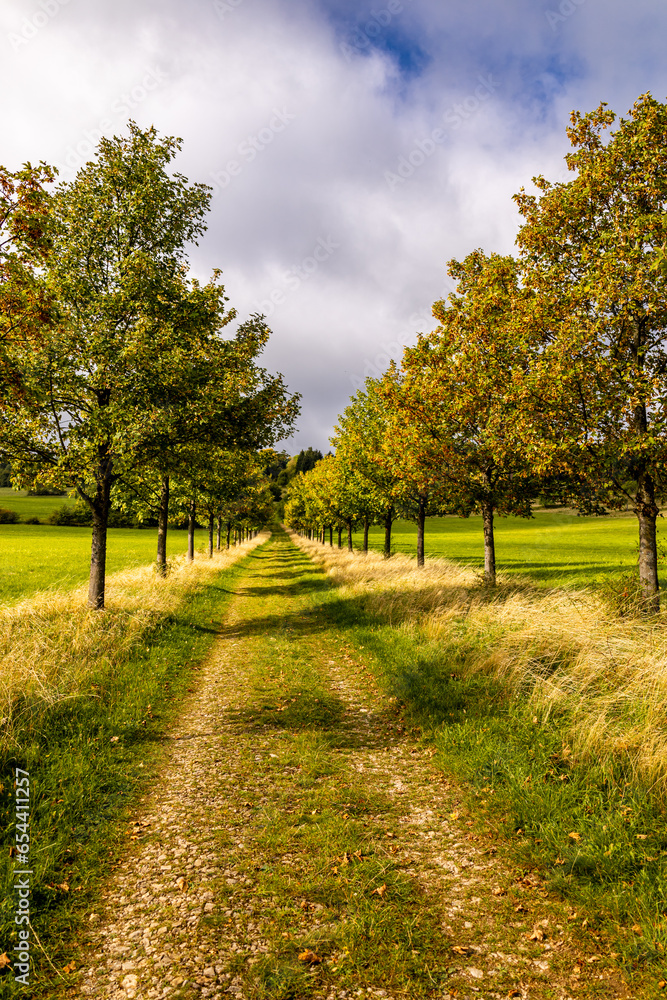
<box><xmin>1</xmin><ymin>0</ymin><xmax>666</xmax><ymax>449</ymax></box>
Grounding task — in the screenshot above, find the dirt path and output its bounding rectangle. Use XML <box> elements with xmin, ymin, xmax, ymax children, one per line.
<box><xmin>77</xmin><ymin>533</ymin><xmax>631</xmax><ymax>1000</ymax></box>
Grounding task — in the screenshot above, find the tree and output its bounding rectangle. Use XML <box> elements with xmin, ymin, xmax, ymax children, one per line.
<box><xmin>330</xmin><ymin>382</ymin><xmax>399</xmax><ymax>557</ymax></box>
<box><xmin>377</xmin><ymin>365</ymin><xmax>449</xmax><ymax>567</ymax></box>
<box><xmin>514</xmin><ymin>93</ymin><xmax>667</xmax><ymax>609</ymax></box>
<box><xmin>0</xmin><ymin>125</ymin><xmax>217</xmax><ymax>608</ymax></box>
<box><xmin>393</xmin><ymin>252</ymin><xmax>538</xmax><ymax>583</ymax></box>
<box><xmin>0</xmin><ymin>162</ymin><xmax>54</xmax><ymax>403</ymax></box>
<box><xmin>294</xmin><ymin>453</ymin><xmax>367</xmax><ymax>551</ymax></box>
<box><xmin>295</xmin><ymin>447</ymin><xmax>323</xmax><ymax>474</ymax></box>
<box><xmin>116</xmin><ymin>311</ymin><xmax>299</xmax><ymax>575</ymax></box>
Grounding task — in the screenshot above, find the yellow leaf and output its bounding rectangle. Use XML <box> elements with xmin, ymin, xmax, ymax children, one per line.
<box><xmin>0</xmin><ymin>954</ymin><xmax>11</xmax><ymax>969</ymax></box>
<box><xmin>298</xmin><ymin>949</ymin><xmax>322</xmax><ymax>965</ymax></box>
<box><xmin>372</xmin><ymin>883</ymin><xmax>387</xmax><ymax>898</ymax></box>
<box><xmin>62</xmin><ymin>961</ymin><xmax>76</xmax><ymax>974</ymax></box>
<box><xmin>175</xmin><ymin>876</ymin><xmax>188</xmax><ymax>892</ymax></box>
<box><xmin>568</xmin><ymin>831</ymin><xmax>581</xmax><ymax>841</ymax></box>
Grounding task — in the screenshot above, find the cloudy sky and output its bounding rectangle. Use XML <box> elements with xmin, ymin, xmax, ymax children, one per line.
<box><xmin>1</xmin><ymin>0</ymin><xmax>666</xmax><ymax>451</ymax></box>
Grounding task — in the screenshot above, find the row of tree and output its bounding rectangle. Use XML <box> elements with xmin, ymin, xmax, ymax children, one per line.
<box><xmin>286</xmin><ymin>93</ymin><xmax>667</xmax><ymax>611</ymax></box>
<box><xmin>0</xmin><ymin>123</ymin><xmax>299</xmax><ymax>608</ymax></box>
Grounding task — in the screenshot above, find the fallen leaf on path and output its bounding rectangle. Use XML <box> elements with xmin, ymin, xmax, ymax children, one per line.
<box><xmin>527</xmin><ymin>926</ymin><xmax>545</xmax><ymax>942</ymax></box>
<box><xmin>0</xmin><ymin>954</ymin><xmax>10</xmax><ymax>969</ymax></box>
<box><xmin>491</xmin><ymin>887</ymin><xmax>506</xmax><ymax>897</ymax></box>
<box><xmin>372</xmin><ymin>884</ymin><xmax>387</xmax><ymax>898</ymax></box>
<box><xmin>452</xmin><ymin>945</ymin><xmax>472</xmax><ymax>955</ymax></box>
<box><xmin>631</xmin><ymin>924</ymin><xmax>643</xmax><ymax>935</ymax></box>
<box><xmin>298</xmin><ymin>950</ymin><xmax>322</xmax><ymax>965</ymax></box>
<box><xmin>176</xmin><ymin>876</ymin><xmax>188</xmax><ymax>892</ymax></box>
<box><xmin>568</xmin><ymin>831</ymin><xmax>581</xmax><ymax>841</ymax></box>
<box><xmin>62</xmin><ymin>962</ymin><xmax>76</xmax><ymax>974</ymax></box>
<box><xmin>57</xmin><ymin>882</ymin><xmax>69</xmax><ymax>892</ymax></box>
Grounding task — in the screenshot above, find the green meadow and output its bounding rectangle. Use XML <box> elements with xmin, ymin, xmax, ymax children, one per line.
<box><xmin>357</xmin><ymin>510</ymin><xmax>650</xmax><ymax>588</ymax></box>
<box><xmin>0</xmin><ymin>522</ymin><xmax>206</xmax><ymax>605</ymax></box>
<box><xmin>0</xmin><ymin>487</ymin><xmax>76</xmax><ymax>521</ymax></box>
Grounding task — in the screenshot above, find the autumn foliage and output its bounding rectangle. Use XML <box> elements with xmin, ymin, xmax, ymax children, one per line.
<box><xmin>287</xmin><ymin>93</ymin><xmax>667</xmax><ymax>608</ymax></box>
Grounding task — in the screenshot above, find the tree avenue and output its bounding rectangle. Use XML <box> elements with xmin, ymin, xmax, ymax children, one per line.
<box><xmin>0</xmin><ymin>124</ymin><xmax>299</xmax><ymax>608</ymax></box>
<box><xmin>287</xmin><ymin>93</ymin><xmax>667</xmax><ymax>605</ymax></box>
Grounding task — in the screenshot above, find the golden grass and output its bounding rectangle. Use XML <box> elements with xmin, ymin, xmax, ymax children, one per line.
<box><xmin>290</xmin><ymin>532</ymin><xmax>667</xmax><ymax>791</ymax></box>
<box><xmin>0</xmin><ymin>535</ymin><xmax>267</xmax><ymax>731</ymax></box>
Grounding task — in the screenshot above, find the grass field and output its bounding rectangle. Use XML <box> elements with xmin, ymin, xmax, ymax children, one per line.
<box><xmin>0</xmin><ymin>487</ymin><xmax>75</xmax><ymax>521</ymax></box>
<box><xmin>356</xmin><ymin>511</ymin><xmax>651</xmax><ymax>588</ymax></box>
<box><xmin>0</xmin><ymin>525</ymin><xmax>207</xmax><ymax>605</ymax></box>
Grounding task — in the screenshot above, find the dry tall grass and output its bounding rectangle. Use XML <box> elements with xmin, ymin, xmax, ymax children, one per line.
<box><xmin>0</xmin><ymin>535</ymin><xmax>267</xmax><ymax>734</ymax></box>
<box><xmin>291</xmin><ymin>532</ymin><xmax>667</xmax><ymax>791</ymax></box>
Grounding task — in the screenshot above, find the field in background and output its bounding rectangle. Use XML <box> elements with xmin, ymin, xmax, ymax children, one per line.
<box><xmin>357</xmin><ymin>511</ymin><xmax>646</xmax><ymax>587</ymax></box>
<box><xmin>0</xmin><ymin>525</ymin><xmax>207</xmax><ymax>605</ymax></box>
<box><xmin>0</xmin><ymin>487</ymin><xmax>76</xmax><ymax>521</ymax></box>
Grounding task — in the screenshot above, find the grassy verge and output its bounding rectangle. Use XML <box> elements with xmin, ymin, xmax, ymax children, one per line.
<box><xmin>355</xmin><ymin>510</ymin><xmax>658</xmax><ymax>588</ymax></box>
<box><xmin>293</xmin><ymin>534</ymin><xmax>667</xmax><ymax>993</ymax></box>
<box><xmin>0</xmin><ymin>538</ymin><xmax>265</xmax><ymax>998</ymax></box>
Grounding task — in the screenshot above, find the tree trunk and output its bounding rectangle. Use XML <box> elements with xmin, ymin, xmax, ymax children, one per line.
<box><xmin>226</xmin><ymin>521</ymin><xmax>231</xmax><ymax>549</ymax></box>
<box><xmin>208</xmin><ymin>513</ymin><xmax>214</xmax><ymax>558</ymax></box>
<box><xmin>329</xmin><ymin>525</ymin><xmax>333</xmax><ymax>547</ymax></box>
<box><xmin>156</xmin><ymin>475</ymin><xmax>169</xmax><ymax>577</ymax></box>
<box><xmin>337</xmin><ymin>525</ymin><xmax>342</xmax><ymax>548</ymax></box>
<box><xmin>188</xmin><ymin>500</ymin><xmax>196</xmax><ymax>563</ymax></box>
<box><xmin>417</xmin><ymin>499</ymin><xmax>426</xmax><ymax>568</ymax></box>
<box><xmin>383</xmin><ymin>507</ymin><xmax>394</xmax><ymax>558</ymax></box>
<box><xmin>216</xmin><ymin>517</ymin><xmax>222</xmax><ymax>551</ymax></box>
<box><xmin>363</xmin><ymin>515</ymin><xmax>369</xmax><ymax>553</ymax></box>
<box><xmin>87</xmin><ymin>460</ymin><xmax>113</xmax><ymax>610</ymax></box>
<box><xmin>88</xmin><ymin>506</ymin><xmax>109</xmax><ymax>610</ymax></box>
<box><xmin>347</xmin><ymin>519</ymin><xmax>353</xmax><ymax>552</ymax></box>
<box><xmin>482</xmin><ymin>501</ymin><xmax>496</xmax><ymax>586</ymax></box>
<box><xmin>637</xmin><ymin>476</ymin><xmax>660</xmax><ymax>611</ymax></box>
